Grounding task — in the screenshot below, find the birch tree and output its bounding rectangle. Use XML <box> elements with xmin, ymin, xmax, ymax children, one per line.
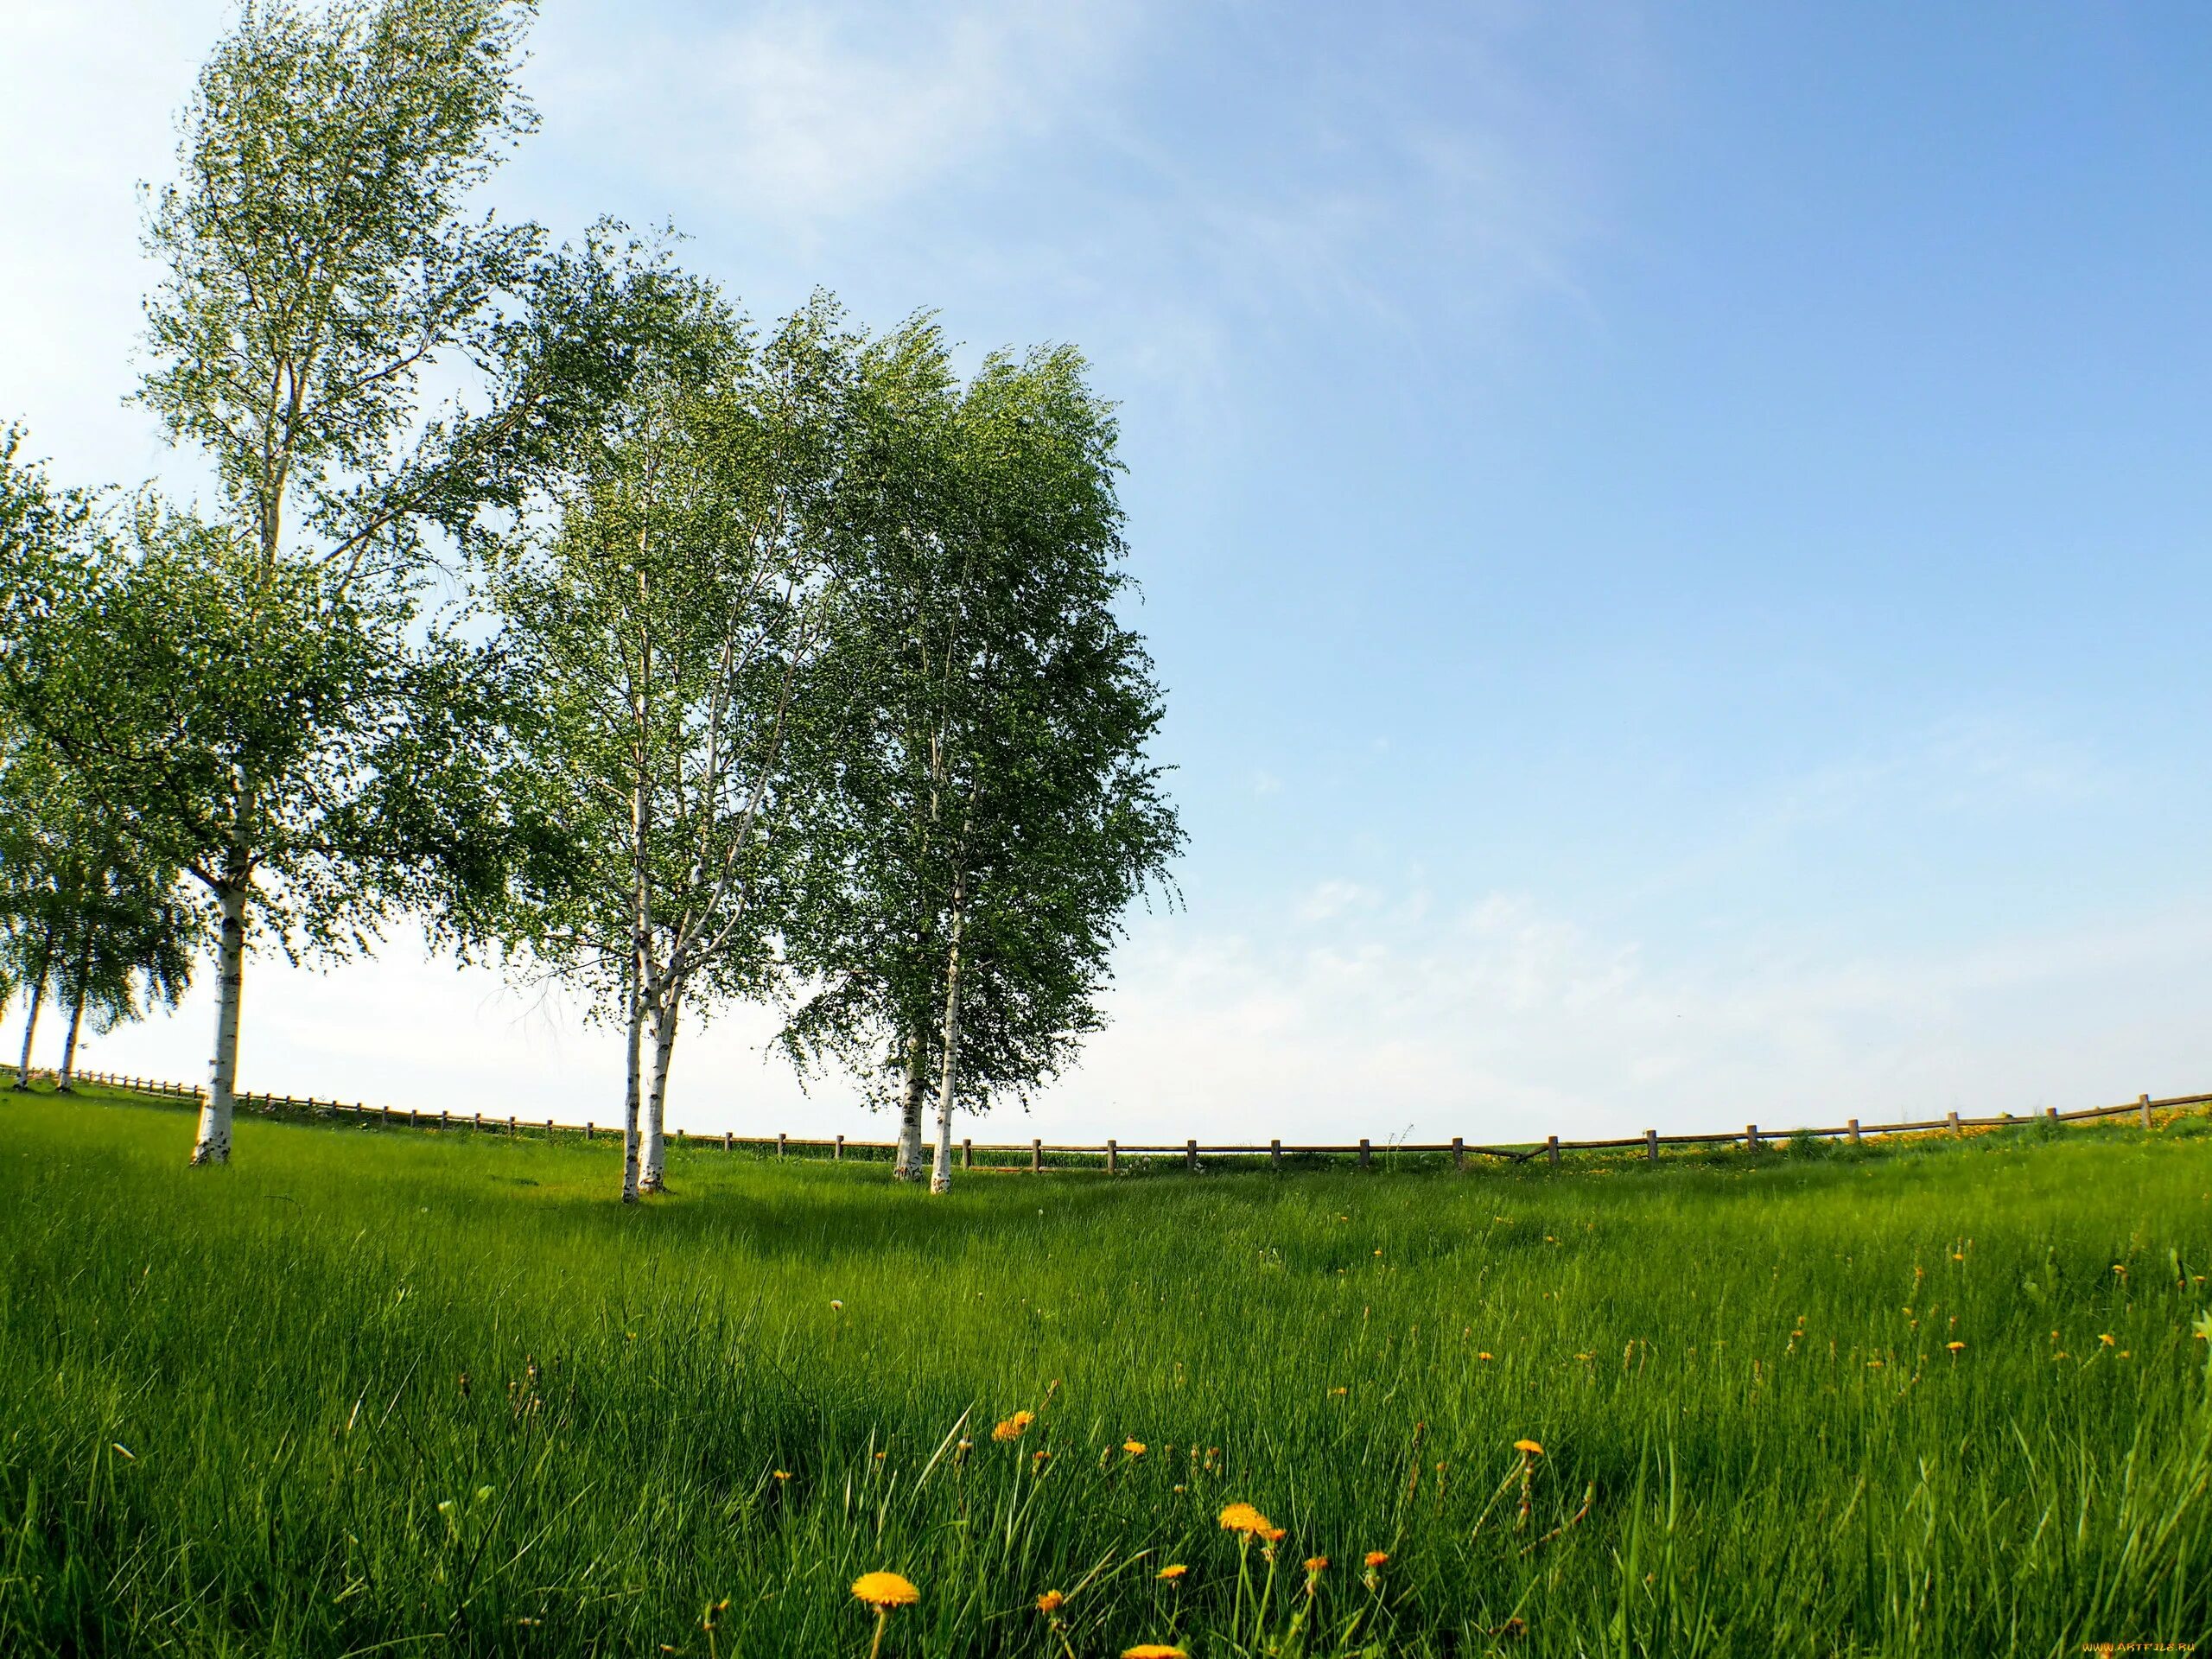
<box><xmin>486</xmin><ymin>289</ymin><xmax>855</xmax><ymax>1202</ymax></box>
<box><xmin>782</xmin><ymin>326</ymin><xmax>1182</xmax><ymax>1188</ymax></box>
<box><xmin>0</xmin><ymin>1</ymin><xmax>652</xmax><ymax>1161</ymax></box>
<box><xmin>0</xmin><ymin>731</ymin><xmax>197</xmax><ymax>1091</ymax></box>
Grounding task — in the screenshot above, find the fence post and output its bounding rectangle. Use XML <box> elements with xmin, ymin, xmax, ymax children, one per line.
<box><xmin>508</xmin><ymin>1115</ymin><xmax>517</xmax><ymax>1137</ymax></box>
<box><xmin>724</xmin><ymin>1131</ymin><xmax>733</xmax><ymax>1152</ymax></box>
<box><xmin>587</xmin><ymin>1122</ymin><xmax>594</xmax><ymax>1141</ymax></box>
<box><xmin>546</xmin><ymin>1118</ymin><xmax>554</xmax><ymax>1138</ymax></box>
<box><xmin>2140</xmin><ymin>1092</ymin><xmax>2153</xmax><ymax>1130</ymax></box>
<box><xmin>963</xmin><ymin>1138</ymin><xmax>973</xmax><ymax>1170</ymax></box>
<box><xmin>1031</xmin><ymin>1138</ymin><xmax>1042</xmax><ymax>1173</ymax></box>
<box><xmin>1645</xmin><ymin>1128</ymin><xmax>1658</xmax><ymax>1165</ymax></box>
<box><xmin>440</xmin><ymin>1109</ymin><xmax>448</xmax><ymax>1132</ymax></box>
<box><xmin>1848</xmin><ymin>1116</ymin><xmax>1861</xmax><ymax>1146</ymax></box>
<box><xmin>1451</xmin><ymin>1135</ymin><xmax>1465</xmax><ymax>1171</ymax></box>
<box><xmin>1745</xmin><ymin>1122</ymin><xmax>1759</xmax><ymax>1153</ymax></box>
<box><xmin>1945</xmin><ymin>1110</ymin><xmax>1959</xmax><ymax>1137</ymax></box>
<box><xmin>775</xmin><ymin>1132</ymin><xmax>786</xmax><ymax>1158</ymax></box>
<box><xmin>1185</xmin><ymin>1138</ymin><xmax>1198</xmax><ymax>1172</ymax></box>
<box><xmin>1106</xmin><ymin>1137</ymin><xmax>1118</xmax><ymax>1175</ymax></box>
<box><xmin>2044</xmin><ymin>1106</ymin><xmax>2058</xmax><ymax>1125</ymax></box>
<box><xmin>1546</xmin><ymin>1134</ymin><xmax>1560</xmax><ymax>1167</ymax></box>
<box><xmin>382</xmin><ymin>1104</ymin><xmax>392</xmax><ymax>1128</ymax></box>
<box><xmin>1358</xmin><ymin>1137</ymin><xmax>1370</xmax><ymax>1168</ymax></box>
<box><xmin>474</xmin><ymin>1112</ymin><xmax>482</xmax><ymax>1131</ymax></box>
<box><xmin>835</xmin><ymin>1135</ymin><xmax>844</xmax><ymax>1161</ymax></box>
<box><xmin>1273</xmin><ymin>1137</ymin><xmax>1284</xmax><ymax>1169</ymax></box>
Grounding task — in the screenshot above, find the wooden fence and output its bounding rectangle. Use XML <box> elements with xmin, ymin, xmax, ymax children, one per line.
<box><xmin>45</xmin><ymin>1068</ymin><xmax>2212</xmax><ymax>1173</ymax></box>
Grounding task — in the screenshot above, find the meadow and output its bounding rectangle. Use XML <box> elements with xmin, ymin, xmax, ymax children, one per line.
<box><xmin>3</xmin><ymin>1084</ymin><xmax>2209</xmax><ymax>1657</ymax></box>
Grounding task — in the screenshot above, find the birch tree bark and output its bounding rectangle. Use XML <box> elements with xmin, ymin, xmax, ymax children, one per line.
<box><xmin>56</xmin><ymin>935</ymin><xmax>89</xmax><ymax>1090</ymax></box>
<box><xmin>191</xmin><ymin>879</ymin><xmax>247</xmax><ymax>1165</ymax></box>
<box><xmin>13</xmin><ymin>921</ymin><xmax>52</xmax><ymax>1090</ymax></box>
<box><xmin>929</xmin><ymin>899</ymin><xmax>966</xmax><ymax>1193</ymax></box>
<box><xmin>893</xmin><ymin>1027</ymin><xmax>927</xmax><ymax>1180</ymax></box>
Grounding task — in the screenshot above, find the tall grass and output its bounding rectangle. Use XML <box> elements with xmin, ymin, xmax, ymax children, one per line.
<box><xmin>3</xmin><ymin>1082</ymin><xmax>2207</xmax><ymax>1656</ymax></box>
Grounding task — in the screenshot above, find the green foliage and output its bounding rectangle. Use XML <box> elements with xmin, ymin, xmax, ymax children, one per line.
<box><xmin>783</xmin><ymin>321</ymin><xmax>1183</xmax><ymax>1123</ymax></box>
<box><xmin>3</xmin><ymin>1091</ymin><xmax>2206</xmax><ymax>1655</ymax></box>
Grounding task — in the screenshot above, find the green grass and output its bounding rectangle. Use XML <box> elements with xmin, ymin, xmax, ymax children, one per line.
<box><xmin>3</xmin><ymin>1083</ymin><xmax>2209</xmax><ymax>1657</ymax></box>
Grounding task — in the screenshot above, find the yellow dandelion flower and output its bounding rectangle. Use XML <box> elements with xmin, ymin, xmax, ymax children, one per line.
<box><xmin>1218</xmin><ymin>1501</ymin><xmax>1274</xmax><ymax>1535</ymax></box>
<box><xmin>1124</xmin><ymin>1439</ymin><xmax>1147</xmax><ymax>1458</ymax></box>
<box><xmin>1329</xmin><ymin>1386</ymin><xmax>1347</xmax><ymax>1396</ymax></box>
<box><xmin>853</xmin><ymin>1571</ymin><xmax>918</xmax><ymax>1659</ymax></box>
<box><xmin>993</xmin><ymin>1409</ymin><xmax>1035</xmax><ymax>1442</ymax></box>
<box><xmin>1123</xmin><ymin>1646</ymin><xmax>1188</xmax><ymax>1658</ymax></box>
<box><xmin>2100</xmin><ymin>1333</ymin><xmax>2116</xmax><ymax>1346</ymax></box>
<box><xmin>1304</xmin><ymin>1554</ymin><xmax>1330</xmax><ymax>1573</ymax></box>
<box><xmin>1263</xmin><ymin>1526</ymin><xmax>1287</xmax><ymax>1543</ymax></box>
<box><xmin>772</xmin><ymin>1470</ymin><xmax>791</xmax><ymax>1482</ymax></box>
<box><xmin>1035</xmin><ymin>1590</ymin><xmax>1065</xmax><ymax>1615</ymax></box>
<box><xmin>1033</xmin><ymin>1448</ymin><xmax>1052</xmax><ymax>1465</ymax></box>
<box><xmin>1478</xmin><ymin>1351</ymin><xmax>1495</xmax><ymax>1362</ymax></box>
<box><xmin>851</xmin><ymin>1573</ymin><xmax>919</xmax><ymax>1609</ymax></box>
<box><xmin>1947</xmin><ymin>1340</ymin><xmax>1966</xmax><ymax>1352</ymax></box>
<box><xmin>1514</xmin><ymin>1439</ymin><xmax>1544</xmax><ymax>1456</ymax></box>
<box><xmin>1364</xmin><ymin>1550</ymin><xmax>1389</xmax><ymax>1568</ymax></box>
<box><xmin>1156</xmin><ymin>1563</ymin><xmax>1187</xmax><ymax>1581</ymax></box>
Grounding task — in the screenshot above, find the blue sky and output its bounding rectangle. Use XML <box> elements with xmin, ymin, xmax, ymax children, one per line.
<box><xmin>6</xmin><ymin>2</ymin><xmax>2211</xmax><ymax>1144</ymax></box>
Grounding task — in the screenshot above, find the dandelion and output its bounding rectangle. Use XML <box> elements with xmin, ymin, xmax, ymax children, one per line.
<box><xmin>1157</xmin><ymin>1563</ymin><xmax>1187</xmax><ymax>1581</ymax></box>
<box><xmin>1035</xmin><ymin>1590</ymin><xmax>1065</xmax><ymax>1614</ymax></box>
<box><xmin>851</xmin><ymin>1572</ymin><xmax>919</xmax><ymax>1659</ymax></box>
<box><xmin>1122</xmin><ymin>1646</ymin><xmax>1188</xmax><ymax>1658</ymax></box>
<box><xmin>1947</xmin><ymin>1340</ymin><xmax>1966</xmax><ymax>1353</ymax></box>
<box><xmin>1329</xmin><ymin>1386</ymin><xmax>1347</xmax><ymax>1396</ymax></box>
<box><xmin>772</xmin><ymin>1470</ymin><xmax>791</xmax><ymax>1482</ymax></box>
<box><xmin>1219</xmin><ymin>1501</ymin><xmax>1275</xmax><ymax>1535</ymax></box>
<box><xmin>1514</xmin><ymin>1439</ymin><xmax>1543</xmax><ymax>1457</ymax></box>
<box><xmin>993</xmin><ymin>1410</ymin><xmax>1035</xmax><ymax>1442</ymax></box>
<box><xmin>1364</xmin><ymin>1550</ymin><xmax>1389</xmax><ymax>1568</ymax></box>
<box><xmin>830</xmin><ymin>1299</ymin><xmax>845</xmax><ymax>1311</ymax></box>
<box><xmin>1304</xmin><ymin>1554</ymin><xmax>1330</xmax><ymax>1574</ymax></box>
<box><xmin>1033</xmin><ymin>1448</ymin><xmax>1052</xmax><ymax>1466</ymax></box>
<box><xmin>1124</xmin><ymin>1439</ymin><xmax>1147</xmax><ymax>1458</ymax></box>
<box><xmin>2101</xmin><ymin>1334</ymin><xmax>2117</xmax><ymax>1347</ymax></box>
<box><xmin>1478</xmin><ymin>1351</ymin><xmax>1495</xmax><ymax>1362</ymax></box>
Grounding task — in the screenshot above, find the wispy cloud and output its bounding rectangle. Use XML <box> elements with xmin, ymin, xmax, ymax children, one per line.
<box><xmin>537</xmin><ymin>0</ymin><xmax>1146</xmax><ymax>225</ymax></box>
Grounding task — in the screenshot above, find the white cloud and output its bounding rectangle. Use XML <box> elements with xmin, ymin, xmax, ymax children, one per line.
<box><xmin>534</xmin><ymin>0</ymin><xmax>1144</xmax><ymax>225</ymax></box>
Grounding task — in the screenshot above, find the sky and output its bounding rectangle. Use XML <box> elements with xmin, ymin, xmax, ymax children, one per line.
<box><xmin>5</xmin><ymin>1</ymin><xmax>2212</xmax><ymax>1147</ymax></box>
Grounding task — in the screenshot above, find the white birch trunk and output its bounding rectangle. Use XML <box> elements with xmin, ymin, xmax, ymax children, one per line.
<box><xmin>14</xmin><ymin>977</ymin><xmax>45</xmax><ymax>1090</ymax></box>
<box><xmin>928</xmin><ymin>903</ymin><xmax>967</xmax><ymax>1194</ymax></box>
<box><xmin>56</xmin><ymin>932</ymin><xmax>89</xmax><ymax>1090</ymax></box>
<box><xmin>893</xmin><ymin>1027</ymin><xmax>926</xmax><ymax>1180</ymax></box>
<box><xmin>190</xmin><ymin>882</ymin><xmax>246</xmax><ymax>1164</ymax></box>
<box><xmin>620</xmin><ymin>979</ymin><xmax>645</xmax><ymax>1204</ymax></box>
<box><xmin>639</xmin><ymin>993</ymin><xmax>679</xmax><ymax>1193</ymax></box>
<box><xmin>58</xmin><ymin>995</ymin><xmax>85</xmax><ymax>1092</ymax></box>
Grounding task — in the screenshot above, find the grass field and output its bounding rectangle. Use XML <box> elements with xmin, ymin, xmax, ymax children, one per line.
<box><xmin>3</xmin><ymin>1083</ymin><xmax>2209</xmax><ymax>1657</ymax></box>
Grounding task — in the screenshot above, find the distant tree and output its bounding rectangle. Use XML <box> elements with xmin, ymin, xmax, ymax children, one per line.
<box><xmin>0</xmin><ymin>1</ymin><xmax>658</xmax><ymax>1162</ymax></box>
<box><xmin>781</xmin><ymin>325</ymin><xmax>1182</xmax><ymax>1190</ymax></box>
<box><xmin>483</xmin><ymin>287</ymin><xmax>857</xmax><ymax>1202</ymax></box>
<box><xmin>0</xmin><ymin>704</ymin><xmax>197</xmax><ymax>1091</ymax></box>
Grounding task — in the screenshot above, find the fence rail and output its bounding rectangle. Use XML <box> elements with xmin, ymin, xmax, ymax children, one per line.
<box><xmin>41</xmin><ymin>1068</ymin><xmax>2212</xmax><ymax>1173</ymax></box>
